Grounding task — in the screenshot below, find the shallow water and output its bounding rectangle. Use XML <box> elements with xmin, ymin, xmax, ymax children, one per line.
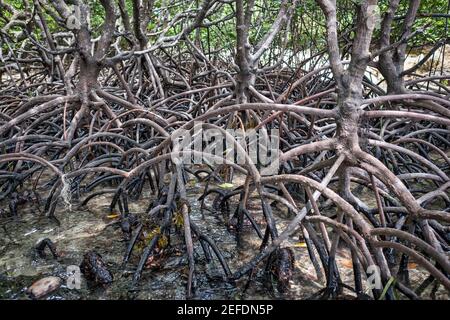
<box><xmin>0</xmin><ymin>173</ymin><xmax>325</xmax><ymax>300</ymax></box>
<box><xmin>0</xmin><ymin>176</ymin><xmax>448</xmax><ymax>300</ymax></box>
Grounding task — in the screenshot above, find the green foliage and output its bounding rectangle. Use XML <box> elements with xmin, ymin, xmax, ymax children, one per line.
<box><xmin>379</xmin><ymin>277</ymin><xmax>397</xmax><ymax>300</ymax></box>
<box><xmin>0</xmin><ymin>0</ymin><xmax>448</xmax><ymax>61</ymax></box>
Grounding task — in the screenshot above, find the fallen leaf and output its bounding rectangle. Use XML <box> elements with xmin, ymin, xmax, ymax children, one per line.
<box><xmin>293</xmin><ymin>242</ymin><xmax>307</xmax><ymax>248</ymax></box>
<box><xmin>218</xmin><ymin>183</ymin><xmax>234</xmax><ymax>189</ymax></box>
<box><xmin>107</xmin><ymin>213</ymin><xmax>120</xmax><ymax>219</ymax></box>
<box><xmin>340</xmin><ymin>258</ymin><xmax>354</xmax><ymax>269</ymax></box>
<box><xmin>408</xmin><ymin>262</ymin><xmax>418</xmax><ymax>269</ymax></box>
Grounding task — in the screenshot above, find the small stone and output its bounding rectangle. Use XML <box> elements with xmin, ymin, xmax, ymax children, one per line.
<box><xmin>27</xmin><ymin>276</ymin><xmax>62</xmax><ymax>299</ymax></box>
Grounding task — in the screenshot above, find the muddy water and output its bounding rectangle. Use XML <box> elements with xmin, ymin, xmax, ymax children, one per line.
<box><xmin>0</xmin><ymin>178</ymin><xmax>448</xmax><ymax>300</ymax></box>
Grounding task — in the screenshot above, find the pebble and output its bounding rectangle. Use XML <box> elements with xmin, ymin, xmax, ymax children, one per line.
<box><xmin>27</xmin><ymin>276</ymin><xmax>62</xmax><ymax>299</ymax></box>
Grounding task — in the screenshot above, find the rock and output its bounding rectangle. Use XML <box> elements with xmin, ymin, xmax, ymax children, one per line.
<box><xmin>27</xmin><ymin>276</ymin><xmax>62</xmax><ymax>299</ymax></box>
